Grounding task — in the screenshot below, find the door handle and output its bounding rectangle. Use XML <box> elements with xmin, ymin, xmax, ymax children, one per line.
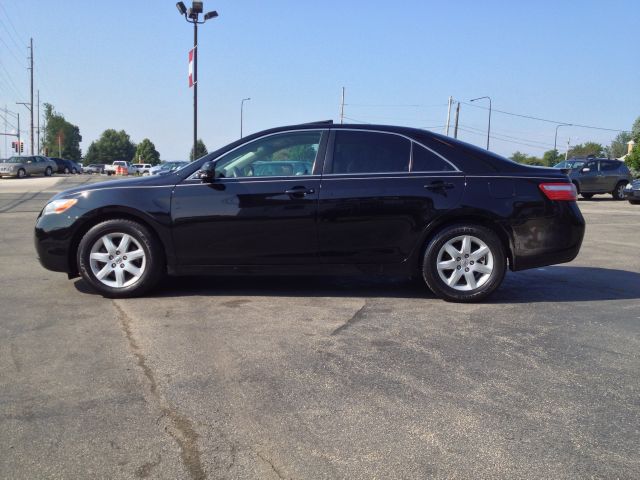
<box><xmin>284</xmin><ymin>187</ymin><xmax>315</xmax><ymax>197</ymax></box>
<box><xmin>425</xmin><ymin>180</ymin><xmax>454</xmax><ymax>191</ymax></box>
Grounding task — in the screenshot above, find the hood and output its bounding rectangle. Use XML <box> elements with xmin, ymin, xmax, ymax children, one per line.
<box><xmin>0</xmin><ymin>161</ymin><xmax>25</xmax><ymax>167</ymax></box>
<box><xmin>51</xmin><ymin>173</ymin><xmax>178</xmax><ymax>200</ymax></box>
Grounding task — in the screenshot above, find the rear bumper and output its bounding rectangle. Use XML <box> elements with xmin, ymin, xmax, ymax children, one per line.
<box><xmin>510</xmin><ymin>202</ymin><xmax>585</xmax><ymax>271</ymax></box>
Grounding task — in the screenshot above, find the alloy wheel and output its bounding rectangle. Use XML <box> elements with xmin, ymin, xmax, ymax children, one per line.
<box><xmin>436</xmin><ymin>235</ymin><xmax>494</xmax><ymax>291</ymax></box>
<box><xmin>89</xmin><ymin>232</ymin><xmax>146</xmax><ymax>288</ymax></box>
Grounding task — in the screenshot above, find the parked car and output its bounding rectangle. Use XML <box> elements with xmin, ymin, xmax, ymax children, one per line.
<box><xmin>35</xmin><ymin>122</ymin><xmax>585</xmax><ymax>302</ymax></box>
<box><xmin>555</xmin><ymin>157</ymin><xmax>631</xmax><ymax>200</ymax></box>
<box><xmin>50</xmin><ymin>157</ymin><xmax>82</xmax><ymax>174</ymax></box>
<box><xmin>130</xmin><ymin>163</ymin><xmax>152</xmax><ymax>175</ymax></box>
<box><xmin>104</xmin><ymin>161</ymin><xmax>130</xmax><ymax>176</ymax></box>
<box><xmin>0</xmin><ymin>155</ymin><xmax>56</xmax><ymax>178</ymax></box>
<box><xmin>84</xmin><ymin>164</ymin><xmax>106</xmax><ymax>174</ymax></box>
<box><xmin>624</xmin><ymin>179</ymin><xmax>640</xmax><ymax>204</ymax></box>
<box><xmin>150</xmin><ymin>161</ymin><xmax>189</xmax><ymax>175</ymax></box>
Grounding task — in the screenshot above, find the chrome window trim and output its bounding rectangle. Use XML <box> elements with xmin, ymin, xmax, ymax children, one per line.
<box><xmin>184</xmin><ymin>129</ymin><xmax>328</xmax><ymax>181</ymax></box>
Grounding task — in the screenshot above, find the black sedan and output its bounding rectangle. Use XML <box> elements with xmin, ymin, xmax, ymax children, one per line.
<box><xmin>34</xmin><ymin>122</ymin><xmax>585</xmax><ymax>302</ymax></box>
<box><xmin>50</xmin><ymin>157</ymin><xmax>82</xmax><ymax>174</ymax></box>
<box><xmin>624</xmin><ymin>179</ymin><xmax>640</xmax><ymax>204</ymax></box>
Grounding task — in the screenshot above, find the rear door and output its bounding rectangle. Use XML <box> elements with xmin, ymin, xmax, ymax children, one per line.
<box><xmin>599</xmin><ymin>160</ymin><xmax>621</xmax><ymax>191</ymax></box>
<box><xmin>317</xmin><ymin>129</ymin><xmax>464</xmax><ymax>264</ymax></box>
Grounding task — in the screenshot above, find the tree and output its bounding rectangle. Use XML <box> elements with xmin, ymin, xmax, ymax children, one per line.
<box><xmin>566</xmin><ymin>142</ymin><xmax>604</xmax><ymax>159</ymax></box>
<box><xmin>509</xmin><ymin>151</ymin><xmax>543</xmax><ymax>166</ymax></box>
<box><xmin>190</xmin><ymin>139</ymin><xmax>208</xmax><ymax>161</ymax></box>
<box><xmin>542</xmin><ymin>149</ymin><xmax>560</xmax><ymax>166</ymax></box>
<box><xmin>84</xmin><ymin>129</ymin><xmax>136</xmax><ymax>165</ymax></box>
<box><xmin>626</xmin><ymin>146</ymin><xmax>640</xmax><ymax>174</ymax></box>
<box><xmin>134</xmin><ymin>138</ymin><xmax>161</xmax><ymax>165</ymax></box>
<box><xmin>607</xmin><ymin>132</ymin><xmax>632</xmax><ymax>159</ymax></box>
<box><xmin>632</xmin><ymin>117</ymin><xmax>640</xmax><ymax>143</ymax></box>
<box><xmin>43</xmin><ymin>103</ymin><xmax>82</xmax><ymax>160</ymax></box>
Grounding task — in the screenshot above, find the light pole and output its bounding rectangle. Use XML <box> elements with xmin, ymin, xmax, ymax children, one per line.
<box><xmin>554</xmin><ymin>123</ymin><xmax>572</xmax><ymax>162</ymax></box>
<box><xmin>470</xmin><ymin>96</ymin><xmax>492</xmax><ymax>150</ymax></box>
<box><xmin>240</xmin><ymin>97</ymin><xmax>251</xmax><ymax>138</ymax></box>
<box><xmin>176</xmin><ymin>2</ymin><xmax>218</xmax><ymax>160</ymax></box>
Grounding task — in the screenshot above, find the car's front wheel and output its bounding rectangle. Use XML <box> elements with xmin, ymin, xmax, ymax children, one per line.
<box><xmin>17</xmin><ymin>168</ymin><xmax>26</xmax><ymax>178</ymax></box>
<box><xmin>45</xmin><ymin>166</ymin><xmax>52</xmax><ymax>177</ymax></box>
<box><xmin>422</xmin><ymin>224</ymin><xmax>506</xmax><ymax>303</ymax></box>
<box><xmin>612</xmin><ymin>182</ymin><xmax>627</xmax><ymax>201</ymax></box>
<box><xmin>77</xmin><ymin>219</ymin><xmax>165</xmax><ymax>298</ymax></box>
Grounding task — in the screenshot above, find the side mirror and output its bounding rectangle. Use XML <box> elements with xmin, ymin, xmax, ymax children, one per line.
<box><xmin>581</xmin><ymin>167</ymin><xmax>590</xmax><ymax>173</ymax></box>
<box><xmin>197</xmin><ymin>161</ymin><xmax>216</xmax><ymax>182</ymax></box>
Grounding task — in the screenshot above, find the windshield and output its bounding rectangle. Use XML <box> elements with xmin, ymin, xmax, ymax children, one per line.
<box><xmin>5</xmin><ymin>157</ymin><xmax>25</xmax><ymax>164</ymax></box>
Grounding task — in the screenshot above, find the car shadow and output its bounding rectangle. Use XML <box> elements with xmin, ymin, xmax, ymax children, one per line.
<box><xmin>74</xmin><ymin>266</ymin><xmax>640</xmax><ymax>304</ymax></box>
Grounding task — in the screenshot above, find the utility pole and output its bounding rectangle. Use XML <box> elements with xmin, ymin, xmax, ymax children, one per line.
<box><xmin>3</xmin><ymin>106</ymin><xmax>6</xmax><ymax>158</ymax></box>
<box><xmin>36</xmin><ymin>90</ymin><xmax>40</xmax><ymax>153</ymax></box>
<box><xmin>565</xmin><ymin>138</ymin><xmax>570</xmax><ymax>161</ymax></box>
<box><xmin>445</xmin><ymin>96</ymin><xmax>453</xmax><ymax>136</ymax></box>
<box><xmin>340</xmin><ymin>87</ymin><xmax>345</xmax><ymax>124</ymax></box>
<box><xmin>29</xmin><ymin>38</ymin><xmax>34</xmax><ymax>155</ymax></box>
<box><xmin>453</xmin><ymin>102</ymin><xmax>460</xmax><ymax>139</ymax></box>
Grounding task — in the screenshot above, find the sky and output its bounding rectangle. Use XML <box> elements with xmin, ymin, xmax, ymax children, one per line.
<box><xmin>1</xmin><ymin>0</ymin><xmax>638</xmax><ymax>161</ymax></box>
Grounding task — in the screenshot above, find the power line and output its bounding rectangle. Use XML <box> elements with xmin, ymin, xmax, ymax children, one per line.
<box><xmin>459</xmin><ymin>100</ymin><xmax>628</xmax><ymax>133</ymax></box>
<box><xmin>346</xmin><ymin>103</ymin><xmax>448</xmax><ymax>109</ymax></box>
<box><xmin>0</xmin><ymin>3</ymin><xmax>26</xmax><ymax>46</ymax></box>
<box><xmin>0</xmin><ymin>15</ymin><xmax>25</xmax><ymax>54</ymax></box>
<box><xmin>0</xmin><ymin>60</ymin><xmax>25</xmax><ymax>98</ymax></box>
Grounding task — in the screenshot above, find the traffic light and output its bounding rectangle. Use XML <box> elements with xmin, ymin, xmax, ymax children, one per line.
<box><xmin>11</xmin><ymin>141</ymin><xmax>17</xmax><ymax>152</ymax></box>
<box><xmin>20</xmin><ymin>141</ymin><xmax>24</xmax><ymax>153</ymax></box>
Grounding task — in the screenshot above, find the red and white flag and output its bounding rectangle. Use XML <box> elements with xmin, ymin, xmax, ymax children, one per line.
<box><xmin>188</xmin><ymin>48</ymin><xmax>194</xmax><ymax>88</ymax></box>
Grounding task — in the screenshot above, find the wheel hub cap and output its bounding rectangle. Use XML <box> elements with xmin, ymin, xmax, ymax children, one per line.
<box><xmin>89</xmin><ymin>233</ymin><xmax>146</xmax><ymax>288</ymax></box>
<box><xmin>436</xmin><ymin>235</ymin><xmax>494</xmax><ymax>291</ymax></box>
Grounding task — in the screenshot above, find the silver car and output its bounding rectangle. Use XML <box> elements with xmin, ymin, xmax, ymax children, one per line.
<box><xmin>0</xmin><ymin>155</ymin><xmax>57</xmax><ymax>178</ymax></box>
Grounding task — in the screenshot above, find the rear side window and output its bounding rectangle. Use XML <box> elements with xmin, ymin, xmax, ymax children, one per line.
<box><xmin>600</xmin><ymin>161</ymin><xmax>620</xmax><ymax>172</ymax></box>
<box><xmin>411</xmin><ymin>143</ymin><xmax>455</xmax><ymax>172</ymax></box>
<box><xmin>331</xmin><ymin>131</ymin><xmax>410</xmax><ymax>174</ymax></box>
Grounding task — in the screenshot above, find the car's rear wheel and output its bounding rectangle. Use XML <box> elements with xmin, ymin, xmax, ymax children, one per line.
<box><xmin>64</xmin><ymin>167</ymin><xmax>70</xmax><ymax>174</ymax></box>
<box><xmin>422</xmin><ymin>224</ymin><xmax>506</xmax><ymax>303</ymax></box>
<box><xmin>17</xmin><ymin>168</ymin><xmax>26</xmax><ymax>178</ymax></box>
<box><xmin>612</xmin><ymin>182</ymin><xmax>627</xmax><ymax>200</ymax></box>
<box><xmin>77</xmin><ymin>219</ymin><xmax>165</xmax><ymax>298</ymax></box>
<box><xmin>72</xmin><ymin>168</ymin><xmax>78</xmax><ymax>174</ymax></box>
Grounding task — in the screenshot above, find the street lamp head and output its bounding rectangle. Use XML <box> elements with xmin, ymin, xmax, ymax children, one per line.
<box><xmin>470</xmin><ymin>96</ymin><xmax>489</xmax><ymax>102</ymax></box>
<box><xmin>176</xmin><ymin>2</ymin><xmax>187</xmax><ymax>15</ymax></box>
<box><xmin>204</xmin><ymin>10</ymin><xmax>218</xmax><ymax>21</ymax></box>
<box><xmin>191</xmin><ymin>1</ymin><xmax>204</xmax><ymax>14</ymax></box>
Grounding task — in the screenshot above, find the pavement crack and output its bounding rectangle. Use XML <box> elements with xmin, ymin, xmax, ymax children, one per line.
<box><xmin>330</xmin><ymin>301</ymin><xmax>368</xmax><ymax>336</ymax></box>
<box><xmin>113</xmin><ymin>301</ymin><xmax>207</xmax><ymax>480</ymax></box>
<box><xmin>256</xmin><ymin>451</ymin><xmax>287</xmax><ymax>479</ymax></box>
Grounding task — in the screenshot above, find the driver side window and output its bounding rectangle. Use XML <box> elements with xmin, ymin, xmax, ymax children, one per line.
<box><xmin>215</xmin><ymin>131</ymin><xmax>322</xmax><ymax>178</ymax></box>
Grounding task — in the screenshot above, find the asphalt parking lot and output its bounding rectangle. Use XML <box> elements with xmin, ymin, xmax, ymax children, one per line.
<box><xmin>1</xmin><ymin>176</ymin><xmax>639</xmax><ymax>479</ymax></box>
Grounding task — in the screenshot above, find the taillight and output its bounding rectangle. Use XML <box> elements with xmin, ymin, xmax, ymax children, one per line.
<box><xmin>539</xmin><ymin>183</ymin><xmax>577</xmax><ymax>201</ymax></box>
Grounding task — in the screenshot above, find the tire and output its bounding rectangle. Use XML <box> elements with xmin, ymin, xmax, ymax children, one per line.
<box><xmin>72</xmin><ymin>168</ymin><xmax>78</xmax><ymax>174</ymax></box>
<box><xmin>64</xmin><ymin>167</ymin><xmax>70</xmax><ymax>174</ymax></box>
<box><xmin>17</xmin><ymin>168</ymin><xmax>26</xmax><ymax>179</ymax></box>
<box><xmin>581</xmin><ymin>193</ymin><xmax>594</xmax><ymax>199</ymax></box>
<box><xmin>77</xmin><ymin>219</ymin><xmax>165</xmax><ymax>298</ymax></box>
<box><xmin>629</xmin><ymin>200</ymin><xmax>640</xmax><ymax>205</ymax></box>
<box><xmin>422</xmin><ymin>224</ymin><xmax>507</xmax><ymax>303</ymax></box>
<box><xmin>612</xmin><ymin>182</ymin><xmax>627</xmax><ymax>201</ymax></box>
<box><xmin>45</xmin><ymin>166</ymin><xmax>52</xmax><ymax>177</ymax></box>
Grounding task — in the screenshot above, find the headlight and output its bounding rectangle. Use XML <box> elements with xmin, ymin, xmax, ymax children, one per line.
<box><xmin>624</xmin><ymin>183</ymin><xmax>633</xmax><ymax>190</ymax></box>
<box><xmin>43</xmin><ymin>198</ymin><xmax>78</xmax><ymax>215</ymax></box>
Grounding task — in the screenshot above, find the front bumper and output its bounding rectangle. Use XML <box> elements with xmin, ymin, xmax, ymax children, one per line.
<box><xmin>623</xmin><ymin>189</ymin><xmax>640</xmax><ymax>201</ymax></box>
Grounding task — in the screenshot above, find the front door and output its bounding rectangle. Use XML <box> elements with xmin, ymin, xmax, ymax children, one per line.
<box><xmin>579</xmin><ymin>159</ymin><xmax>600</xmax><ymax>192</ymax></box>
<box><xmin>171</xmin><ymin>130</ymin><xmax>327</xmax><ymax>265</ymax></box>
<box><xmin>317</xmin><ymin>129</ymin><xmax>464</xmax><ymax>264</ymax></box>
